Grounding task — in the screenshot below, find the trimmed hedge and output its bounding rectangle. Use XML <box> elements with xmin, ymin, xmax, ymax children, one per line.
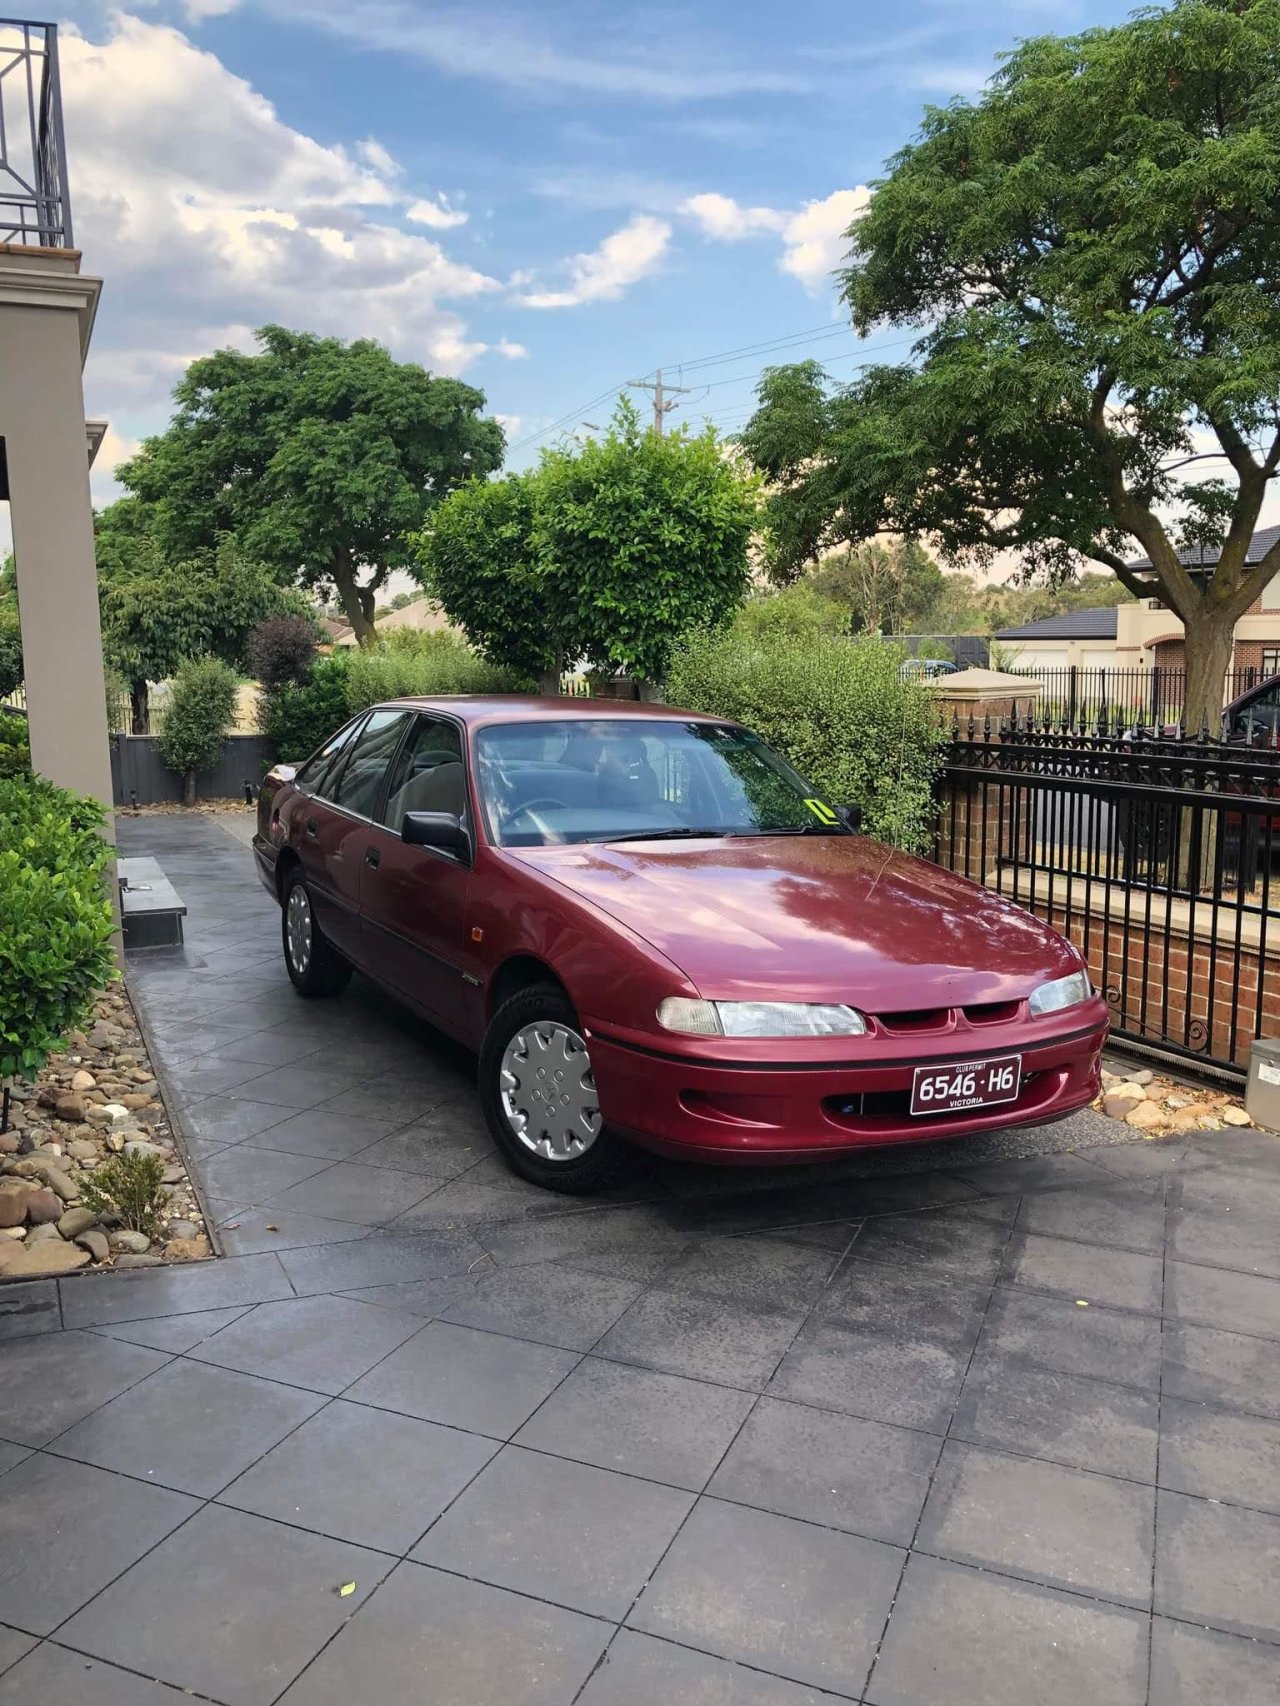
<box><xmin>344</xmin><ymin>628</ymin><xmax>522</xmax><ymax>714</ymax></box>
<box><xmin>0</xmin><ymin>775</ymin><xmax>116</xmax><ymax>1080</ymax></box>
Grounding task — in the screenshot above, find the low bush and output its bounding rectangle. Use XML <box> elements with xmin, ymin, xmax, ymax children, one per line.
<box><xmin>344</xmin><ymin>628</ymin><xmax>523</xmax><ymax>714</ymax></box>
<box><xmin>666</xmin><ymin>630</ymin><xmax>944</xmax><ymax>853</ymax></box>
<box><xmin>247</xmin><ymin>615</ymin><xmax>318</xmax><ymax>690</ymax></box>
<box><xmin>262</xmin><ymin>652</ymin><xmax>352</xmax><ymax>762</ymax></box>
<box><xmin>79</xmin><ymin>1150</ymin><xmax>168</xmax><ymax>1237</ymax></box>
<box><xmin>0</xmin><ymin>775</ymin><xmax>115</xmax><ymax>1080</ymax></box>
<box><xmin>0</xmin><ymin>715</ymin><xmax>30</xmax><ymax>778</ymax></box>
<box><xmin>157</xmin><ymin>658</ymin><xmax>240</xmax><ymax>804</ymax></box>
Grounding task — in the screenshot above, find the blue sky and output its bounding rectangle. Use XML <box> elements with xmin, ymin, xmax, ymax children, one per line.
<box><xmin>51</xmin><ymin>0</ymin><xmax>1138</xmax><ymax>497</ymax></box>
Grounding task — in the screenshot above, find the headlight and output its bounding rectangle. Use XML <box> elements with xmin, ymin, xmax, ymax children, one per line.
<box><xmin>656</xmin><ymin>998</ymin><xmax>868</xmax><ymax>1037</ymax></box>
<box><xmin>1028</xmin><ymin>970</ymin><xmax>1091</xmax><ymax>1016</ymax></box>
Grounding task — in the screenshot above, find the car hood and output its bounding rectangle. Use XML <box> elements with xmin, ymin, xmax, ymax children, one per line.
<box><xmin>512</xmin><ymin>835</ymin><xmax>1080</xmax><ymax>1007</ymax></box>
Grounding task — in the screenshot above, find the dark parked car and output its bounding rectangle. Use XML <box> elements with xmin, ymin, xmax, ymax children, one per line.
<box><xmin>255</xmin><ymin>698</ymin><xmax>1107</xmax><ymax>1191</ymax></box>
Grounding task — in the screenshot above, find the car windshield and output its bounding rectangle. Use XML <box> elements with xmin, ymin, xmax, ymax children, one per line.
<box><xmin>474</xmin><ymin>718</ymin><xmax>847</xmax><ymax>848</ymax></box>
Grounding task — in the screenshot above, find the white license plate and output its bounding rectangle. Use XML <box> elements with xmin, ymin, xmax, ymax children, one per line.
<box><xmin>910</xmin><ymin>1054</ymin><xmax>1022</xmax><ymax>1116</ymax></box>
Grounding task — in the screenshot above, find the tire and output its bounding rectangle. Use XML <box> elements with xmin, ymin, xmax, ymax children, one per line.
<box><xmin>281</xmin><ymin>869</ymin><xmax>352</xmax><ymax>998</ymax></box>
<box><xmin>479</xmin><ymin>984</ymin><xmax>629</xmax><ymax>1193</ymax></box>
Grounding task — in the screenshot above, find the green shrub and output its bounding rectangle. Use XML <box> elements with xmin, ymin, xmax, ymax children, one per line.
<box><xmin>262</xmin><ymin>652</ymin><xmax>352</xmax><ymax>762</ymax></box>
<box><xmin>733</xmin><ymin>585</ymin><xmax>849</xmax><ymax>643</ymax></box>
<box><xmin>79</xmin><ymin>1150</ymin><xmax>167</xmax><ymax>1237</ymax></box>
<box><xmin>666</xmin><ymin>630</ymin><xmax>944</xmax><ymax>853</ymax></box>
<box><xmin>345</xmin><ymin>628</ymin><xmax>522</xmax><ymax>714</ymax></box>
<box><xmin>0</xmin><ymin>775</ymin><xmax>115</xmax><ymax>1080</ymax></box>
<box><xmin>157</xmin><ymin>658</ymin><xmax>240</xmax><ymax>804</ymax></box>
<box><xmin>0</xmin><ymin>715</ymin><xmax>30</xmax><ymax>778</ymax></box>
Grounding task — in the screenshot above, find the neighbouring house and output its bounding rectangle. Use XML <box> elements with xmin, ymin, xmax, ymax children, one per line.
<box><xmin>318</xmin><ymin>615</ymin><xmax>357</xmax><ymax>650</ymax></box>
<box><xmin>375</xmin><ymin>595</ymin><xmax>454</xmax><ymax>637</ymax></box>
<box><xmin>997</xmin><ymin>524</ymin><xmax>1280</xmax><ymax>690</ymax></box>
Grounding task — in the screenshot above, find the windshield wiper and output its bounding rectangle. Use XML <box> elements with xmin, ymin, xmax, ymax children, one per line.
<box><xmin>599</xmin><ymin>827</ymin><xmax>741</xmax><ymax>844</ymax></box>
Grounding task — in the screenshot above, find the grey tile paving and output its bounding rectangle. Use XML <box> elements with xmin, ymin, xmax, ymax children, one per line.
<box><xmin>0</xmin><ymin>1279</ymin><xmax>59</xmax><ymax>1341</ymax></box>
<box><xmin>357</xmin><ymin>1121</ymin><xmax>489</xmax><ymax>1178</ymax></box>
<box><xmin>230</xmin><ymin>1064</ymin><xmax>367</xmax><ymax>1111</ymax></box>
<box><xmin>515</xmin><ymin>1356</ymin><xmax>755</xmax><ymax>1490</ymax></box>
<box><xmin>200</xmin><ymin>1144</ymin><xmax>334</xmax><ymax>1202</ymax></box>
<box><xmin>978</xmin><ymin>1287</ymin><xmax>1162</xmax><ymax>1390</ymax></box>
<box><xmin>440</xmin><ymin>1263</ymin><xmax>645</xmax><ymax>1351</ymax></box>
<box><xmin>1170</xmin><ymin>1202</ymin><xmax>1280</xmax><ymax>1280</ymax></box>
<box><xmin>708</xmin><ymin>1395</ymin><xmax>941</xmax><ymax>1546</ymax></box>
<box><xmin>216</xmin><ymin>1029</ymin><xmax>329</xmax><ymax>1067</ymax></box>
<box><xmin>1154</xmin><ymin>1488</ymin><xmax>1280</xmax><ymax>1640</ymax></box>
<box><xmin>1000</xmin><ymin>1231</ymin><xmax>1164</xmax><ymax>1314</ymax></box>
<box><xmin>278</xmin><ymin>1229</ymin><xmax>484</xmax><ymax>1296</ymax></box>
<box><xmin>0</xmin><ymin>1628</ymin><xmax>35</xmax><ymax>1679</ymax></box>
<box><xmin>866</xmin><ymin>1553</ymin><xmax>1149</xmax><ymax>1706</ymax></box>
<box><xmin>1158</xmin><ymin>1396</ymin><xmax>1280</xmax><ymax>1514</ymax></box>
<box><xmin>346</xmin><ymin>1319</ymin><xmax>579</xmax><ymax>1435</ymax></box>
<box><xmin>0</xmin><ymin>1443</ymin><xmax>31</xmax><ymax>1476</ymax></box>
<box><xmin>1148</xmin><ymin>1616</ymin><xmax>1280</xmax><ymax>1706</ymax></box>
<box><xmin>58</xmin><ymin>1504</ymin><xmax>391</xmax><ymax>1706</ymax></box>
<box><xmin>266</xmin><ymin>1160</ymin><xmax>439</xmax><ymax>1225</ymax></box>
<box><xmin>0</xmin><ymin>1643</ymin><xmax>198</xmax><ymax>1703</ymax></box>
<box><xmin>48</xmin><ymin>1358</ymin><xmax>325</xmax><ymax>1496</ymax></box>
<box><xmin>275</xmin><ymin>1561</ymin><xmax>609</xmax><ymax>1706</ymax></box>
<box><xmin>317</xmin><ymin>1078</ymin><xmax>444</xmax><ymax>1124</ymax></box>
<box><xmin>769</xmin><ymin>1320</ymin><xmax>970</xmax><ymax>1433</ymax></box>
<box><xmin>413</xmin><ymin>1445</ymin><xmax>694</xmax><ymax>1619</ymax></box>
<box><xmin>917</xmin><ymin>1441</ymin><xmax>1155</xmax><ymax>1608</ymax></box>
<box><xmin>188</xmin><ymin>1295</ymin><xmax>425</xmax><ymax>1394</ymax></box>
<box><xmin>815</xmin><ymin>1257</ymin><xmax>989</xmax><ymax>1349</ymax></box>
<box><xmin>952</xmin><ymin>1353</ymin><xmax>1160</xmax><ymax>1482</ymax></box>
<box><xmin>219</xmin><ymin>1398</ymin><xmax>496</xmax><ymax>1551</ymax></box>
<box><xmin>1162</xmin><ymin>1320</ymin><xmax>1280</xmax><ymax>1420</ymax></box>
<box><xmin>1165</xmin><ymin>1260</ymin><xmax>1280</xmax><ymax>1340</ymax></box>
<box><xmin>0</xmin><ymin>1331</ymin><xmax>170</xmax><ymax>1447</ymax></box>
<box><xmin>0</xmin><ymin>1453</ymin><xmax>198</xmax><ymax>1636</ymax></box>
<box><xmin>849</xmin><ymin>1202</ymin><xmax>1015</xmax><ymax>1280</ymax></box>
<box><xmin>211</xmin><ymin>1203</ymin><xmax>372</xmax><ymax>1257</ymax></box>
<box><xmin>246</xmin><ymin>1109</ymin><xmax>399</xmax><ymax>1161</ymax></box>
<box><xmin>658</xmin><ymin>1237</ymin><xmax>840</xmax><ymax>1306</ymax></box>
<box><xmin>594</xmin><ymin>1289</ymin><xmax>805</xmax><ymax>1390</ymax></box>
<box><xmin>1014</xmin><ymin>1181</ymin><xmax>1167</xmax><ymax>1253</ymax></box>
<box><xmin>577</xmin><ymin>1630</ymin><xmax>832</xmax><ymax>1704</ymax></box>
<box><xmin>90</xmin><ymin>1305</ymin><xmax>253</xmax><ymax>1355</ymax></box>
<box><xmin>59</xmin><ymin>1252</ymin><xmax>294</xmax><ymax>1329</ymax></box>
<box><xmin>184</xmin><ymin>1095</ymin><xmax>294</xmax><ymax>1145</ymax></box>
<box><xmin>630</xmin><ymin>1496</ymin><xmax>903</xmax><ymax>1697</ymax></box>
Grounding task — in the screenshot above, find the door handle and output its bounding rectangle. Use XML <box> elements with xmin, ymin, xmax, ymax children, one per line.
<box><xmin>365</xmin><ymin>846</ymin><xmax>381</xmax><ymax>870</ymax></box>
<box><xmin>305</xmin><ymin>818</ymin><xmax>318</xmax><ymax>839</ymax></box>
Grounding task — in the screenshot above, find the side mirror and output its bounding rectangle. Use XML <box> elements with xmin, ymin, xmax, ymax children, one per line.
<box><xmin>836</xmin><ymin>804</ymin><xmax>863</xmax><ymax>833</ymax></box>
<box><xmin>402</xmin><ymin>811</ymin><xmax>469</xmax><ymax>858</ymax></box>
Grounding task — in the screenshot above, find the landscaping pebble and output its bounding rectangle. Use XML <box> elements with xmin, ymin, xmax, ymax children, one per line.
<box><xmin>1091</xmin><ymin>1060</ymin><xmax>1260</xmax><ymax>1139</ymax></box>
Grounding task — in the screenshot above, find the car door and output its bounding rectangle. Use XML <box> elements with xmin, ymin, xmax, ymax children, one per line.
<box><xmin>298</xmin><ymin>708</ymin><xmax>413</xmax><ymax>963</ymax></box>
<box><xmin>360</xmin><ymin>712</ymin><xmax>481</xmax><ymax>1030</ymax></box>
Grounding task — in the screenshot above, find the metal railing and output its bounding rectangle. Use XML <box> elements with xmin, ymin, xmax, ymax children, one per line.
<box><xmin>935</xmin><ymin>715</ymin><xmax>1280</xmax><ymax>1075</ymax></box>
<box><xmin>0</xmin><ymin>18</ymin><xmax>73</xmax><ymax>248</ymax></box>
<box><xmin>1006</xmin><ymin>664</ymin><xmax>1263</xmax><ymax>729</ymax></box>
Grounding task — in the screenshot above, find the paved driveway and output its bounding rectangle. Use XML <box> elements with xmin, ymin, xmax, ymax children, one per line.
<box><xmin>1</xmin><ymin>811</ymin><xmax>1277</xmax><ymax>1705</ymax></box>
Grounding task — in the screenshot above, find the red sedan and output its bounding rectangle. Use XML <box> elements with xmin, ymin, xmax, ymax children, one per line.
<box><xmin>255</xmin><ymin>698</ymin><xmax>1108</xmax><ymax>1192</ymax></box>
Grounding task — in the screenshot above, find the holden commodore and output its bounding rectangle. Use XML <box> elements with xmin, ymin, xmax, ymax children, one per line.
<box><xmin>254</xmin><ymin>698</ymin><xmax>1108</xmax><ymax>1192</ymax></box>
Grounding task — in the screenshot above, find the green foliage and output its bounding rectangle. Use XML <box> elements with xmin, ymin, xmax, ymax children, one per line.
<box><xmin>79</xmin><ymin>1150</ymin><xmax>168</xmax><ymax>1238</ymax></box>
<box><xmin>418</xmin><ymin>399</ymin><xmax>759</xmax><ymax>684</ymax></box>
<box><xmin>157</xmin><ymin>659</ymin><xmax>240</xmax><ymax>797</ymax></box>
<box><xmin>345</xmin><ymin>629</ymin><xmax>521</xmax><ymax>715</ymax></box>
<box><xmin>262</xmin><ymin>654</ymin><xmax>353</xmax><ymax>762</ymax></box>
<box><xmin>734</xmin><ymin>585</ymin><xmax>850</xmax><ymax>642</ymax></box>
<box><xmin>0</xmin><ymin>775</ymin><xmax>115</xmax><ymax>1080</ymax></box>
<box><xmin>666</xmin><ymin>630</ymin><xmax>944</xmax><ymax>853</ymax></box>
<box><xmin>118</xmin><ymin>326</ymin><xmax>505</xmax><ymax>642</ymax></box>
<box><xmin>247</xmin><ymin>615</ymin><xmax>318</xmax><ymax>690</ymax></box>
<box><xmin>0</xmin><ymin>716</ymin><xmax>31</xmax><ymax>778</ymax></box>
<box><xmin>0</xmin><ymin>555</ymin><xmax>21</xmax><ymax>699</ymax></box>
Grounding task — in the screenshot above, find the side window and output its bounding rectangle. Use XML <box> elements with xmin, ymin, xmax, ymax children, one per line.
<box><xmin>381</xmin><ymin>716</ymin><xmax>466</xmax><ymax>828</ymax></box>
<box><xmin>296</xmin><ymin>715</ymin><xmax>367</xmax><ymax>799</ymax></box>
<box><xmin>1233</xmin><ymin>684</ymin><xmax>1280</xmax><ymax>738</ymax></box>
<box><xmin>329</xmin><ymin>710</ymin><xmax>412</xmax><ymax>818</ymax></box>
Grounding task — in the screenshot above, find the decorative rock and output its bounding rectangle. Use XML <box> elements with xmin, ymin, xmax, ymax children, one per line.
<box><xmin>0</xmin><ymin>1225</ymin><xmax>26</xmax><ymax>1240</ymax></box>
<box><xmin>67</xmin><ymin>1138</ymin><xmax>98</xmax><ymax>1161</ymax></box>
<box><xmin>0</xmin><ymin>1133</ymin><xmax>19</xmax><ymax>1155</ymax></box>
<box><xmin>75</xmin><ymin>1227</ymin><xmax>110</xmax><ymax>1262</ymax></box>
<box><xmin>1126</xmin><ymin>1101</ymin><xmax>1168</xmax><ymax>1132</ymax></box>
<box><xmin>53</xmin><ymin>1093</ymin><xmax>85</xmax><ymax>1123</ymax></box>
<box><xmin>161</xmin><ymin>1164</ymin><xmax>185</xmax><ymax>1185</ymax></box>
<box><xmin>166</xmin><ymin>1219</ymin><xmax>200</xmax><ymax>1241</ymax></box>
<box><xmin>25</xmin><ymin>1221</ymin><xmax>63</xmax><ymax>1245</ymax></box>
<box><xmin>70</xmin><ymin>1069</ymin><xmax>96</xmax><ymax>1092</ymax></box>
<box><xmin>121</xmin><ymin>1093</ymin><xmax>155</xmax><ymax>1111</ymax></box>
<box><xmin>0</xmin><ymin>1239</ymin><xmax>90</xmax><ymax>1277</ymax></box>
<box><xmin>24</xmin><ymin>1187</ymin><xmax>63</xmax><ymax>1224</ymax></box>
<box><xmin>112</xmin><ymin>1252</ymin><xmax>164</xmax><ymax>1269</ymax></box>
<box><xmin>56</xmin><ymin>1206</ymin><xmax>99</xmax><ymax>1240</ymax></box>
<box><xmin>107</xmin><ymin>1228</ymin><xmax>151</xmax><ymax>1255</ymax></box>
<box><xmin>87</xmin><ymin>1023</ymin><xmax>115</xmax><ymax>1048</ymax></box>
<box><xmin>123</xmin><ymin>1139</ymin><xmax>164</xmax><ymax>1160</ymax></box>
<box><xmin>163</xmin><ymin>1234</ymin><xmax>210</xmax><ymax>1262</ymax></box>
<box><xmin>1102</xmin><ymin>1092</ymin><xmax>1144</xmax><ymax>1119</ymax></box>
<box><xmin>1221</xmin><ymin>1105</ymin><xmax>1253</xmax><ymax>1127</ymax></box>
<box><xmin>1126</xmin><ymin>1069</ymin><xmax>1155</xmax><ymax>1086</ymax></box>
<box><xmin>0</xmin><ymin>1181</ymin><xmax>30</xmax><ymax>1228</ymax></box>
<box><xmin>104</xmin><ymin>1131</ymin><xmax>126</xmax><ymax>1154</ymax></box>
<box><xmin>33</xmin><ymin>1165</ymin><xmax>78</xmax><ymax>1203</ymax></box>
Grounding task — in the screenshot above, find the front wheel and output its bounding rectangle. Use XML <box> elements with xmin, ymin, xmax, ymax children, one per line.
<box><xmin>479</xmin><ymin>984</ymin><xmax>629</xmax><ymax>1193</ymax></box>
<box><xmin>281</xmin><ymin>870</ymin><xmax>351</xmax><ymax>997</ymax></box>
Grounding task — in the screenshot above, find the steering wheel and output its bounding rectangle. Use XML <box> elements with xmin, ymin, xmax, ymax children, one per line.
<box><xmin>507</xmin><ymin>797</ymin><xmax>570</xmax><ymax>825</ymax></box>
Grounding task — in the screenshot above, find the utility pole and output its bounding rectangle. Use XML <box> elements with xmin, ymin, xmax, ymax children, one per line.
<box><xmin>628</xmin><ymin>367</ymin><xmax>690</xmax><ymax>436</ymax></box>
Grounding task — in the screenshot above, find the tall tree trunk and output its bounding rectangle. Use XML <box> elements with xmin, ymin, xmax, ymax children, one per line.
<box><xmin>129</xmin><ymin>678</ymin><xmax>150</xmax><ymax>735</ymax></box>
<box><xmin>538</xmin><ymin>648</ymin><xmax>565</xmax><ymax>698</ymax></box>
<box><xmin>1182</xmin><ymin>602</ymin><xmax>1236</xmax><ymax>736</ymax></box>
<box><xmin>183</xmin><ymin>767</ymin><xmax>197</xmax><ymax>807</ymax></box>
<box><xmin>331</xmin><ymin>550</ymin><xmax>375</xmax><ymax>646</ymax></box>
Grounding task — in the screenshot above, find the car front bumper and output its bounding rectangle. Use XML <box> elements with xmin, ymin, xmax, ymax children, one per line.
<box><xmin>585</xmin><ymin>1002</ymin><xmax>1109</xmax><ymax>1164</ymax></box>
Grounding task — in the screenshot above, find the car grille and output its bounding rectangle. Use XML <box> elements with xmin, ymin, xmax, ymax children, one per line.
<box><xmin>874</xmin><ymin>1000</ymin><xmax>1023</xmax><ymax>1035</ymax></box>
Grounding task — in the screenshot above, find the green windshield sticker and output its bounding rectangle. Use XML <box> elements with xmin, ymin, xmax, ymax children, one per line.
<box><xmin>803</xmin><ymin>798</ymin><xmax>839</xmax><ymax>825</ymax></box>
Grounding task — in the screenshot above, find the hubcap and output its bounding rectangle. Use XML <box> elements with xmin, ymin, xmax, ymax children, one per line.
<box><xmin>500</xmin><ymin>1021</ymin><xmax>601</xmax><ymax>1161</ymax></box>
<box><xmin>286</xmin><ymin>884</ymin><xmax>312</xmax><ymax>974</ymax></box>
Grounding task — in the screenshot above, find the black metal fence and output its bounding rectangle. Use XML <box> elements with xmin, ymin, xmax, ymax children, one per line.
<box><xmin>1006</xmin><ymin>664</ymin><xmax>1265</xmax><ymax>730</ymax></box>
<box><xmin>936</xmin><ymin>715</ymin><xmax>1280</xmax><ymax>1075</ymax></box>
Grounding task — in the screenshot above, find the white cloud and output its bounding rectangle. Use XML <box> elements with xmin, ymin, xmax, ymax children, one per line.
<box><xmin>495</xmin><ymin>413</ymin><xmax>522</xmax><ymax>439</ymax></box>
<box><xmin>405</xmin><ymin>195</ymin><xmax>468</xmax><ymax>230</ymax></box>
<box><xmin>495</xmin><ymin>338</ymin><xmax>528</xmax><ymax>360</ymax></box>
<box><xmin>59</xmin><ymin>15</ymin><xmax>511</xmax><ymax>440</ymax></box>
<box><xmin>681</xmin><ymin>193</ymin><xmax>786</xmax><ymax>242</ymax></box>
<box><xmin>513</xmin><ymin>215</ymin><xmax>672</xmax><ymax>310</ymax></box>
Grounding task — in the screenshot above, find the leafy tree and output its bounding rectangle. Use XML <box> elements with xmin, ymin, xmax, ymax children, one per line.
<box><xmin>95</xmin><ymin>500</ymin><xmax>300</xmax><ymax>732</ymax></box>
<box><xmin>157</xmin><ymin>658</ymin><xmax>240</xmax><ymax>805</ymax></box>
<box><xmin>247</xmin><ymin>616</ymin><xmax>318</xmax><ymax>691</ymax></box>
<box><xmin>0</xmin><ymin>556</ymin><xmax>20</xmax><ymax>699</ymax></box>
<box><xmin>118</xmin><ymin>326</ymin><xmax>506</xmax><ymax>646</ymax></box>
<box><xmin>820</xmin><ymin>0</ymin><xmax>1280</xmax><ymax>729</ymax></box>
<box><xmin>261</xmin><ymin>654</ymin><xmax>353</xmax><ymax>763</ymax></box>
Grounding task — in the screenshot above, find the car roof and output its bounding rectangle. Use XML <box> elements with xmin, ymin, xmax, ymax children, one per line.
<box><xmin>379</xmin><ymin>696</ymin><xmax>727</xmax><ymax>729</ymax></box>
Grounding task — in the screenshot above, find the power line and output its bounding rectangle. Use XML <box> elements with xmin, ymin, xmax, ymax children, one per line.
<box><xmin>628</xmin><ymin>367</ymin><xmax>692</xmax><ymax>435</ymax></box>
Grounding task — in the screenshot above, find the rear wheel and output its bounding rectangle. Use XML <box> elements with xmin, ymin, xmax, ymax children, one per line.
<box><xmin>479</xmin><ymin>984</ymin><xmax>628</xmax><ymax>1192</ymax></box>
<box><xmin>281</xmin><ymin>869</ymin><xmax>351</xmax><ymax>997</ymax></box>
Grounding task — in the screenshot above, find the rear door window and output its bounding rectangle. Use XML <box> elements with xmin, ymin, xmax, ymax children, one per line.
<box><xmin>329</xmin><ymin>709</ymin><xmax>413</xmax><ymax>819</ymax></box>
<box><xmin>296</xmin><ymin>715</ymin><xmax>367</xmax><ymax>799</ymax></box>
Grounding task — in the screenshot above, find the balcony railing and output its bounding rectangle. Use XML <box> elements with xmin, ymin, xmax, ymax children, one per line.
<box><xmin>0</xmin><ymin>18</ymin><xmax>73</xmax><ymax>248</ymax></box>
